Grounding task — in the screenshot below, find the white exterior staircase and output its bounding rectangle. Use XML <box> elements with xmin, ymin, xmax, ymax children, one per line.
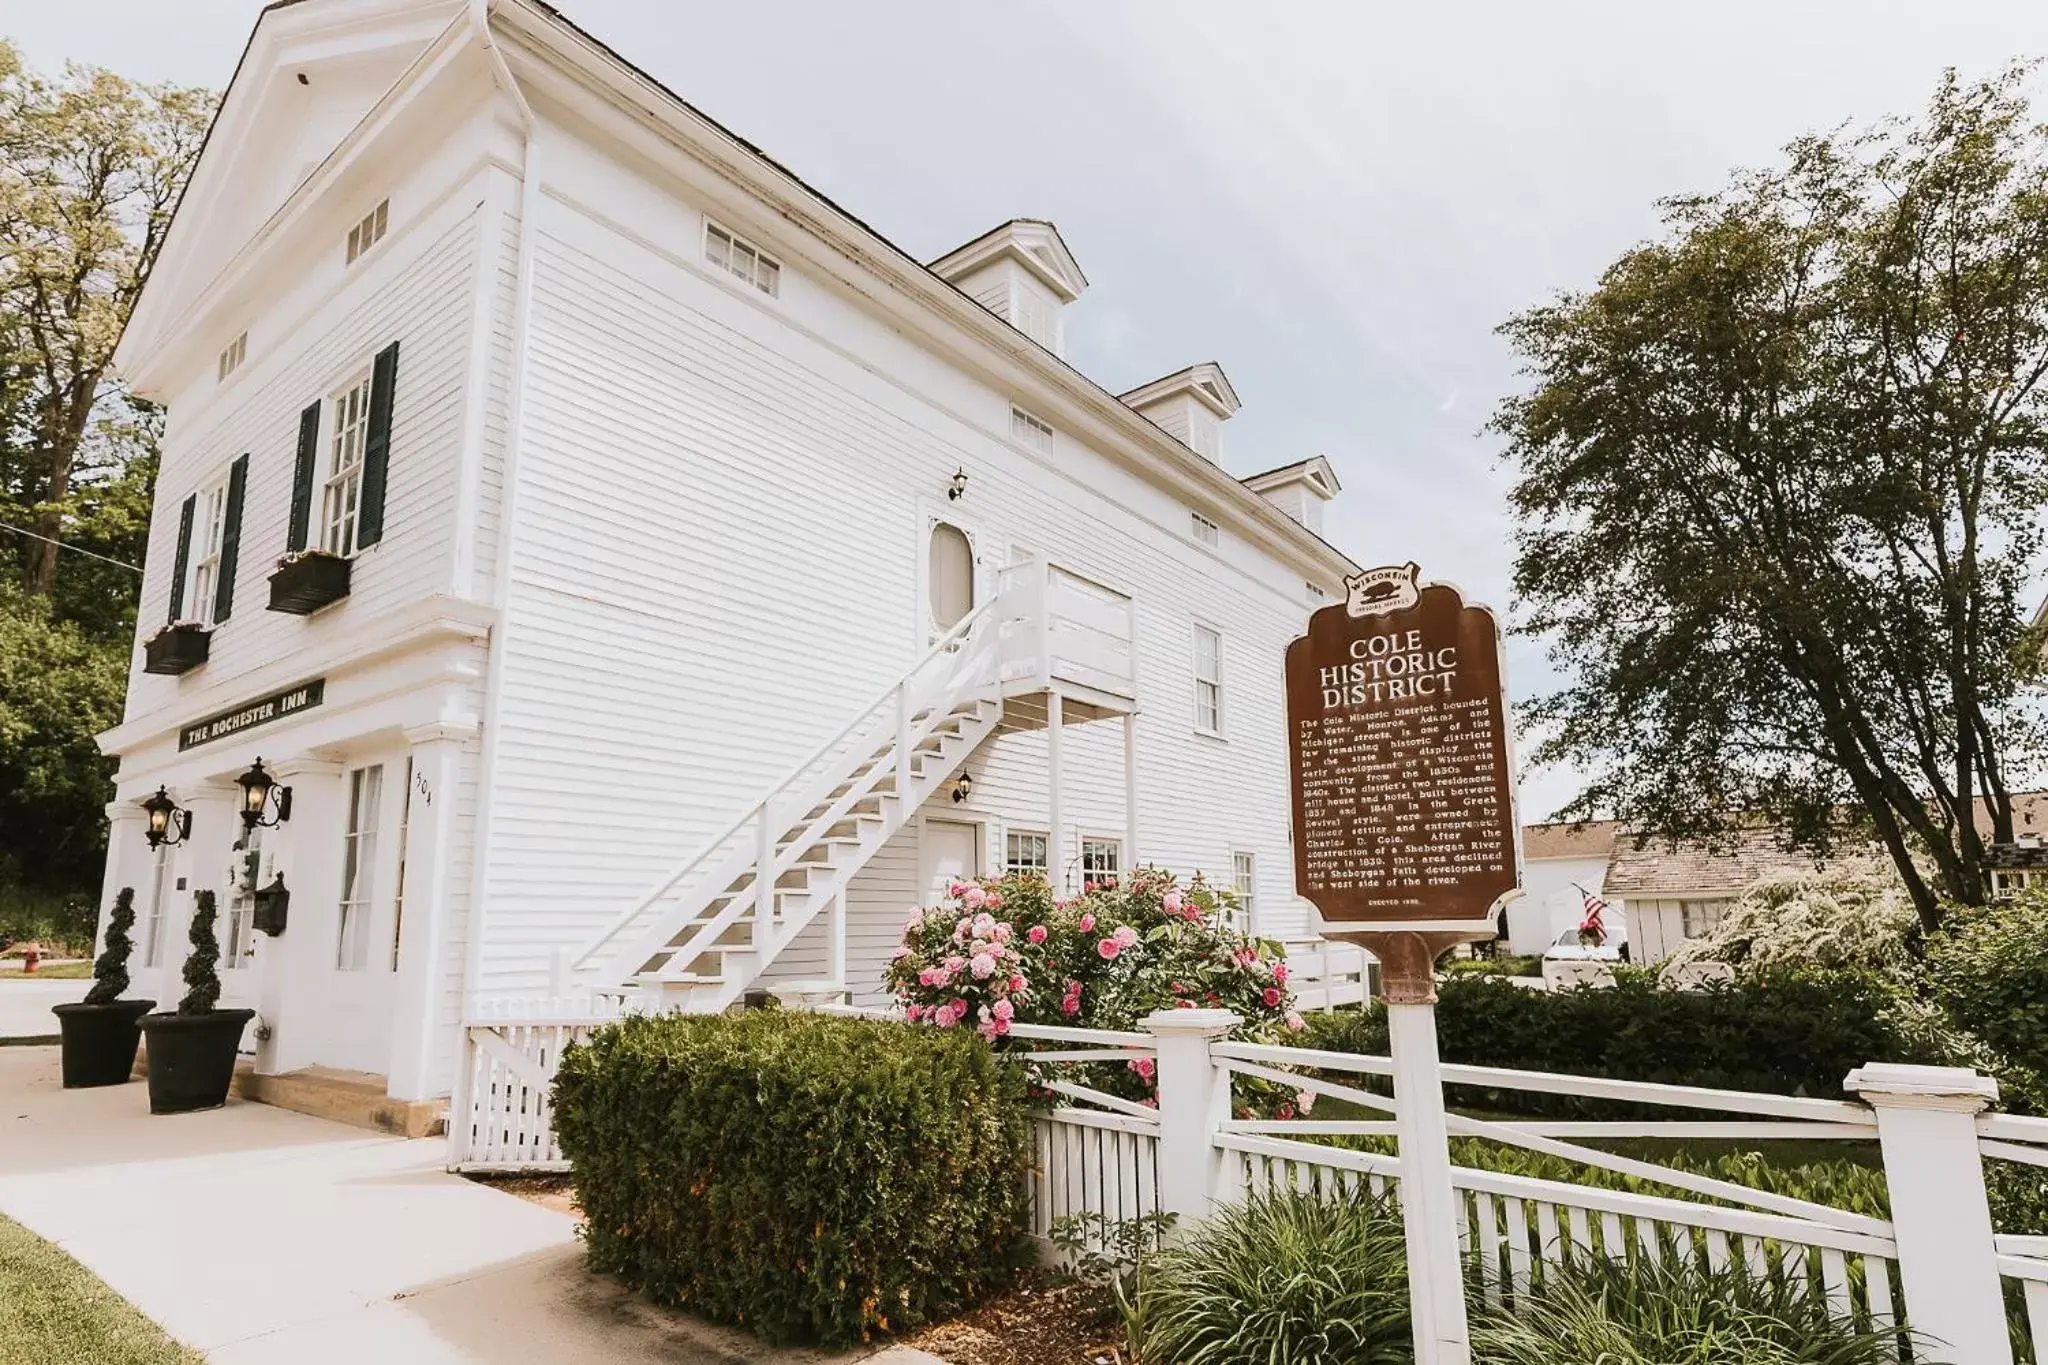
<box><xmin>559</xmin><ymin>560</ymin><xmax>1137</xmax><ymax>1013</ymax></box>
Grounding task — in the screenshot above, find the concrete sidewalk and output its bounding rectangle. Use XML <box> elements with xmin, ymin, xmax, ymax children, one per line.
<box><xmin>0</xmin><ymin>974</ymin><xmax>90</xmax><ymax>1040</ymax></box>
<box><xmin>0</xmin><ymin>1046</ymin><xmax>943</xmax><ymax>1364</ymax></box>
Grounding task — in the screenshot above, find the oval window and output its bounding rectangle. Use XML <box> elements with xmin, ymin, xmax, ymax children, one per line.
<box><xmin>928</xmin><ymin>522</ymin><xmax>974</xmax><ymax>630</ymax></box>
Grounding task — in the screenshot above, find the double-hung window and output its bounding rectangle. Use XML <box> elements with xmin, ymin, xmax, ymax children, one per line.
<box><xmin>322</xmin><ymin>372</ymin><xmax>374</xmax><ymax>556</ymax></box>
<box><xmin>1081</xmin><ymin>838</ymin><xmax>1121</xmax><ymax>886</ymax></box>
<box><xmin>1232</xmin><ymin>851</ymin><xmax>1257</xmax><ymax>931</ymax></box>
<box><xmin>1193</xmin><ymin>625</ymin><xmax>1224</xmax><ymax>735</ymax></box>
<box><xmin>336</xmin><ymin>764</ymin><xmax>383</xmax><ymax>971</ymax></box>
<box><xmin>183</xmin><ymin>478</ymin><xmax>230</xmax><ymax>624</ymax></box>
<box><xmin>1005</xmin><ymin>830</ymin><xmax>1049</xmax><ymax>879</ymax></box>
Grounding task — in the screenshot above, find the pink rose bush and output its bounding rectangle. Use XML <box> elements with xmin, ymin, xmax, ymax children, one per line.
<box><xmin>886</xmin><ymin>868</ymin><xmax>1302</xmax><ymax>1109</ymax></box>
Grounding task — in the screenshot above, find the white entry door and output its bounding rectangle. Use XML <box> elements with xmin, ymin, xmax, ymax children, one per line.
<box><xmin>922</xmin><ymin>818</ymin><xmax>981</xmax><ymax>906</ymax></box>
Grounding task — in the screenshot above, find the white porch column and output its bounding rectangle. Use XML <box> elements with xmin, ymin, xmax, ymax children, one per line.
<box><xmin>98</xmin><ymin>804</ymin><xmax>149</xmax><ymax>961</ymax></box>
<box><xmin>388</xmin><ymin>722</ymin><xmax>474</xmax><ymax>1101</ymax></box>
<box><xmin>1141</xmin><ymin>1008</ymin><xmax>1237</xmax><ymax>1229</ymax></box>
<box><xmin>1046</xmin><ymin>691</ymin><xmax>1066</xmax><ymax>895</ymax></box>
<box><xmin>1846</xmin><ymin>1063</ymin><xmax>2011</xmax><ymax>1365</ymax></box>
<box><xmin>258</xmin><ymin>758</ymin><xmax>345</xmax><ymax>1076</ymax></box>
<box><xmin>1122</xmin><ymin>712</ymin><xmax>1139</xmax><ymax>875</ymax></box>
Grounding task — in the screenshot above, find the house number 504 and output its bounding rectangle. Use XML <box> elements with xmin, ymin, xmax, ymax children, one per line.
<box><xmin>413</xmin><ymin>771</ymin><xmax>433</xmax><ymax>805</ymax></box>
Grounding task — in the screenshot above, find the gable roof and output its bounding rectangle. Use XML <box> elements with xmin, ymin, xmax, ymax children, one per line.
<box><xmin>1118</xmin><ymin>362</ymin><xmax>1242</xmax><ymax>420</ymax></box>
<box><xmin>1603</xmin><ymin>826</ymin><xmax>1842</xmax><ymax>898</ymax></box>
<box><xmin>1242</xmin><ymin>454</ymin><xmax>1341</xmax><ymax>500</ymax></box>
<box><xmin>1521</xmin><ymin>820</ymin><xmax>1618</xmax><ymax>861</ymax></box>
<box><xmin>928</xmin><ymin>219</ymin><xmax>1089</xmax><ymax>303</ymax></box>
<box><xmin>120</xmin><ymin>0</ymin><xmax>1358</xmax><ymax>585</ymax></box>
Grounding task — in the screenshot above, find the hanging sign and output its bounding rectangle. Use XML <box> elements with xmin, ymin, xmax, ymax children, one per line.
<box><xmin>1285</xmin><ymin>564</ymin><xmax>1519</xmax><ymax>999</ymax></box>
<box><xmin>178</xmin><ymin>679</ymin><xmax>326</xmax><ymax>751</ymax></box>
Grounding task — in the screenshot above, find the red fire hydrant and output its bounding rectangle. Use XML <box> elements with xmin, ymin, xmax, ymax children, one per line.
<box><xmin>21</xmin><ymin>943</ymin><xmax>39</xmax><ymax>975</ymax></box>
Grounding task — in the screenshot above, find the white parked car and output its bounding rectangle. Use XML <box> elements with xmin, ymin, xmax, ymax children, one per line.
<box><xmin>1542</xmin><ymin>924</ymin><xmax>1627</xmax><ymax>964</ymax></box>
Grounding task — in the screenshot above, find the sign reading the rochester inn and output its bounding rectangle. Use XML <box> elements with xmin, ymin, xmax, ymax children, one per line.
<box><xmin>1285</xmin><ymin>565</ymin><xmax>1518</xmax><ymax>996</ymax></box>
<box><xmin>178</xmin><ymin>679</ymin><xmax>326</xmax><ymax>751</ymax></box>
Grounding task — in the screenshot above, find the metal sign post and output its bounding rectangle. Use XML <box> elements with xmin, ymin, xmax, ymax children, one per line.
<box><xmin>1284</xmin><ymin>563</ymin><xmax>1522</xmax><ymax>1365</ymax></box>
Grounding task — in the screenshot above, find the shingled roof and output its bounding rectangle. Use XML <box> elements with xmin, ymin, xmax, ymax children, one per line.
<box><xmin>1603</xmin><ymin>826</ymin><xmax>1839</xmax><ymax>898</ymax></box>
<box><xmin>1522</xmin><ymin>821</ymin><xmax>1619</xmax><ymax>861</ymax></box>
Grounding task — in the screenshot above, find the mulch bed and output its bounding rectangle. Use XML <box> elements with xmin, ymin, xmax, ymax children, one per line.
<box><xmin>900</xmin><ymin>1270</ymin><xmax>1128</xmax><ymax>1365</ymax></box>
<box><xmin>463</xmin><ymin>1174</ymin><xmax>1129</xmax><ymax>1363</ymax></box>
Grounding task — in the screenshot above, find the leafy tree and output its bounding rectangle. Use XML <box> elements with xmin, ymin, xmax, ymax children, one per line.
<box><xmin>0</xmin><ymin>580</ymin><xmax>127</xmax><ymax>896</ymax></box>
<box><xmin>1496</xmin><ymin>67</ymin><xmax>2048</xmax><ymax>930</ymax></box>
<box><xmin>0</xmin><ymin>39</ymin><xmax>210</xmax><ymax>597</ymax></box>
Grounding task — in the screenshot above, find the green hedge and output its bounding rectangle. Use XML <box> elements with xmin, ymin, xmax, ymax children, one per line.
<box><xmin>551</xmin><ymin>1010</ymin><xmax>1033</xmax><ymax>1347</ymax></box>
<box><xmin>1304</xmin><ymin>970</ymin><xmax>1927</xmax><ymax>1117</ymax></box>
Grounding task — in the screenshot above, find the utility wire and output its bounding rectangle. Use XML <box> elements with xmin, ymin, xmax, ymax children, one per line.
<box><xmin>0</xmin><ymin>519</ymin><xmax>143</xmax><ymax>574</ymax></box>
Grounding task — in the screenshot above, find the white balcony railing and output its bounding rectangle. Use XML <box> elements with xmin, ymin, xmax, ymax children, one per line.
<box><xmin>995</xmin><ymin>559</ymin><xmax>1137</xmax><ymax>703</ymax></box>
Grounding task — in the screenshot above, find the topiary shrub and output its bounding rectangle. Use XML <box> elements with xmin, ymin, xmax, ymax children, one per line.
<box><xmin>1122</xmin><ymin>1189</ymin><xmax>1413</xmax><ymax>1364</ymax></box>
<box><xmin>551</xmin><ymin>1010</ymin><xmax>1032</xmax><ymax>1348</ymax></box>
<box><xmin>177</xmin><ymin>890</ymin><xmax>221</xmax><ymax>1015</ymax></box>
<box><xmin>82</xmin><ymin>887</ymin><xmax>135</xmax><ymax>1006</ymax></box>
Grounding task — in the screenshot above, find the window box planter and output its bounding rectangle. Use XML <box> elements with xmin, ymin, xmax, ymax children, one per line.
<box><xmin>142</xmin><ymin>621</ymin><xmax>211</xmax><ymax>675</ymax></box>
<box><xmin>267</xmin><ymin>551</ymin><xmax>351</xmax><ymax>615</ymax></box>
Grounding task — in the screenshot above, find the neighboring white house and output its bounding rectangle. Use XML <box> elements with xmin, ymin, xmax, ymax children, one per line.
<box><xmin>1508</xmin><ymin>821</ymin><xmax>1616</xmax><ymax>955</ymax></box>
<box><xmin>95</xmin><ymin>0</ymin><xmax>1357</xmax><ymax>1107</ymax></box>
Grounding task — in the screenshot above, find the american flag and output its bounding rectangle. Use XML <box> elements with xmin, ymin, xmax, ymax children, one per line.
<box><xmin>1574</xmin><ymin>884</ymin><xmax>1609</xmax><ymax>943</ymax></box>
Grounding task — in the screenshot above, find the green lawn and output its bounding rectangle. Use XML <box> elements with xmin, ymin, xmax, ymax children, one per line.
<box><xmin>0</xmin><ymin>1215</ymin><xmax>201</xmax><ymax>1365</ymax></box>
<box><xmin>0</xmin><ymin>960</ymin><xmax>92</xmax><ymax>979</ymax></box>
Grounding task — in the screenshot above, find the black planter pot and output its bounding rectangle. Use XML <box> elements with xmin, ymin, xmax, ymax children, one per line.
<box><xmin>267</xmin><ymin>553</ymin><xmax>351</xmax><ymax>614</ymax></box>
<box><xmin>139</xmin><ymin>1009</ymin><xmax>255</xmax><ymax>1114</ymax></box>
<box><xmin>143</xmin><ymin>624</ymin><xmax>210</xmax><ymax>676</ymax></box>
<box><xmin>50</xmin><ymin>999</ymin><xmax>156</xmax><ymax>1088</ymax></box>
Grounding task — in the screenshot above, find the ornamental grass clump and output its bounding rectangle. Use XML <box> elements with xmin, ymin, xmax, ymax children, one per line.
<box><xmin>1471</xmin><ymin>1255</ymin><xmax>1923</xmax><ymax>1364</ymax></box>
<box><xmin>1120</xmin><ymin>1189</ymin><xmax>1413</xmax><ymax>1365</ymax></box>
<box><xmin>550</xmin><ymin>1009</ymin><xmax>1032</xmax><ymax>1348</ymax></box>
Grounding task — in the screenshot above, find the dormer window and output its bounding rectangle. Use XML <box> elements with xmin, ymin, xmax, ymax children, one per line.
<box><xmin>346</xmin><ymin>200</ymin><xmax>388</xmax><ymax>265</ymax></box>
<box><xmin>217</xmin><ymin>332</ymin><xmax>246</xmax><ymax>382</ymax></box>
<box><xmin>705</xmin><ymin>221</ymin><xmax>781</xmax><ymax>297</ymax></box>
<box><xmin>929</xmin><ymin>220</ymin><xmax>1087</xmax><ymax>359</ymax></box>
<box><xmin>1010</xmin><ymin>406</ymin><xmax>1054</xmax><ymax>454</ymax></box>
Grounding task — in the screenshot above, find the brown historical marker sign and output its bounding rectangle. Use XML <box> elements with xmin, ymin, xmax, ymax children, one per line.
<box><xmin>1286</xmin><ymin>564</ymin><xmax>1520</xmax><ymax>1001</ymax></box>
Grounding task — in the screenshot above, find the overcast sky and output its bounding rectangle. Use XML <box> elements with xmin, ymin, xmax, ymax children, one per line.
<box><xmin>13</xmin><ymin>1</ymin><xmax>2048</xmax><ymax>819</ymax></box>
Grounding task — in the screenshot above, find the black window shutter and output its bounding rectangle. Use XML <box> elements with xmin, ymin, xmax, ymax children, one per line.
<box><xmin>212</xmin><ymin>455</ymin><xmax>249</xmax><ymax>624</ymax></box>
<box><xmin>168</xmin><ymin>495</ymin><xmax>195</xmax><ymax>623</ymax></box>
<box><xmin>288</xmin><ymin>402</ymin><xmax>320</xmax><ymax>552</ymax></box>
<box><xmin>357</xmin><ymin>340</ymin><xmax>400</xmax><ymax>548</ymax></box>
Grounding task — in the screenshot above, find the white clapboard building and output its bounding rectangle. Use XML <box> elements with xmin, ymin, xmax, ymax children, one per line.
<box><xmin>96</xmin><ymin>0</ymin><xmax>1359</xmax><ymax>1106</ymax></box>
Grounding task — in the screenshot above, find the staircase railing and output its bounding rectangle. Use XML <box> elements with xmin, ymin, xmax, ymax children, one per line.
<box><xmin>565</xmin><ymin>599</ymin><xmax>999</xmax><ymax>988</ymax></box>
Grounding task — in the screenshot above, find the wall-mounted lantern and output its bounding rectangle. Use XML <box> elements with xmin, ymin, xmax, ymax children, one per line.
<box><xmin>951</xmin><ymin>771</ymin><xmax>974</xmax><ymax>804</ymax></box>
<box><xmin>947</xmin><ymin>468</ymin><xmax>968</xmax><ymax>502</ymax></box>
<box><xmin>236</xmin><ymin>758</ymin><xmax>293</xmax><ymax>832</ymax></box>
<box><xmin>251</xmin><ymin>874</ymin><xmax>291</xmax><ymax>937</ymax></box>
<box><xmin>142</xmin><ymin>787</ymin><xmax>192</xmax><ymax>850</ymax></box>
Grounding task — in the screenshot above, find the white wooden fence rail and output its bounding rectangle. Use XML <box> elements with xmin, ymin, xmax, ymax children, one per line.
<box><xmin>453</xmin><ymin>1001</ymin><xmax>2048</xmax><ymax>1358</ymax></box>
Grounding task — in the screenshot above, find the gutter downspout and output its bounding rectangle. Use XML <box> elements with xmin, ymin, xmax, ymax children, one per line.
<box><xmin>455</xmin><ymin>0</ymin><xmax>539</xmax><ymax>1061</ymax></box>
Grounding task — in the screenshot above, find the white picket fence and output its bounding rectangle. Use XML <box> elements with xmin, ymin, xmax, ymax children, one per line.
<box><xmin>453</xmin><ymin>999</ymin><xmax>2048</xmax><ymax>1361</ymax></box>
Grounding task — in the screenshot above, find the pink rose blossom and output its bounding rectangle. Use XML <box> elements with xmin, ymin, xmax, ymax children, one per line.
<box><xmin>1184</xmin><ymin>905</ymin><xmax>1202</xmax><ymax>922</ymax></box>
<box><xmin>1027</xmin><ymin>925</ymin><xmax>1048</xmax><ymax>945</ymax></box>
<box><xmin>1127</xmin><ymin>1056</ymin><xmax>1156</xmax><ymax>1080</ymax></box>
<box><xmin>1163</xmin><ymin>891</ymin><xmax>1184</xmax><ymax>914</ymax></box>
<box><xmin>1061</xmin><ymin>995</ymin><xmax>1081</xmax><ymax>1017</ymax></box>
<box><xmin>948</xmin><ymin>879</ymin><xmax>968</xmax><ymax>897</ymax></box>
<box><xmin>986</xmin><ymin>893</ymin><xmax>1003</xmax><ymax>909</ymax></box>
<box><xmin>905</xmin><ymin>1003</ymin><xmax>923</xmax><ymax>1022</ymax></box>
<box><xmin>964</xmin><ymin>887</ymin><xmax>988</xmax><ymax>910</ymax></box>
<box><xmin>1273</xmin><ymin>962</ymin><xmax>1289</xmax><ymax>984</ymax></box>
<box><xmin>932</xmin><ymin>1006</ymin><xmax>956</xmax><ymax>1028</ymax></box>
<box><xmin>891</xmin><ymin>945</ymin><xmax>911</xmax><ymax>960</ymax></box>
<box><xmin>971</xmin><ymin>954</ymin><xmax>997</xmax><ymax>979</ymax></box>
<box><xmin>1176</xmin><ymin>999</ymin><xmax>1195</xmax><ymax>1009</ymax></box>
<box><xmin>992</xmin><ymin>999</ymin><xmax>1014</xmax><ymax>1022</ymax></box>
<box><xmin>993</xmin><ymin>1016</ymin><xmax>1011</xmax><ymax>1036</ymax></box>
<box><xmin>1008</xmin><ymin>974</ymin><xmax>1026</xmax><ymax>993</ymax></box>
<box><xmin>1284</xmin><ymin>1010</ymin><xmax>1306</xmax><ymax>1032</ymax></box>
<box><xmin>1297</xmin><ymin>1090</ymin><xmax>1317</xmax><ymax>1115</ymax></box>
<box><xmin>1113</xmin><ymin>925</ymin><xmax>1139</xmax><ymax>949</ymax></box>
<box><xmin>1262</xmin><ymin>987</ymin><xmax>1282</xmax><ymax>1007</ymax></box>
<box><xmin>971</xmin><ymin>912</ymin><xmax>995</xmax><ymax>937</ymax></box>
<box><xmin>1277</xmin><ymin>1104</ymin><xmax>1297</xmax><ymax>1122</ymax></box>
<box><xmin>1078</xmin><ymin>913</ymin><xmax>1096</xmax><ymax>933</ymax></box>
<box><xmin>1097</xmin><ymin>938</ymin><xmax>1121</xmax><ymax>960</ymax></box>
<box><xmin>992</xmin><ymin>923</ymin><xmax>1012</xmax><ymax>942</ymax></box>
<box><xmin>978</xmin><ymin>1021</ymin><xmax>999</xmax><ymax>1042</ymax></box>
